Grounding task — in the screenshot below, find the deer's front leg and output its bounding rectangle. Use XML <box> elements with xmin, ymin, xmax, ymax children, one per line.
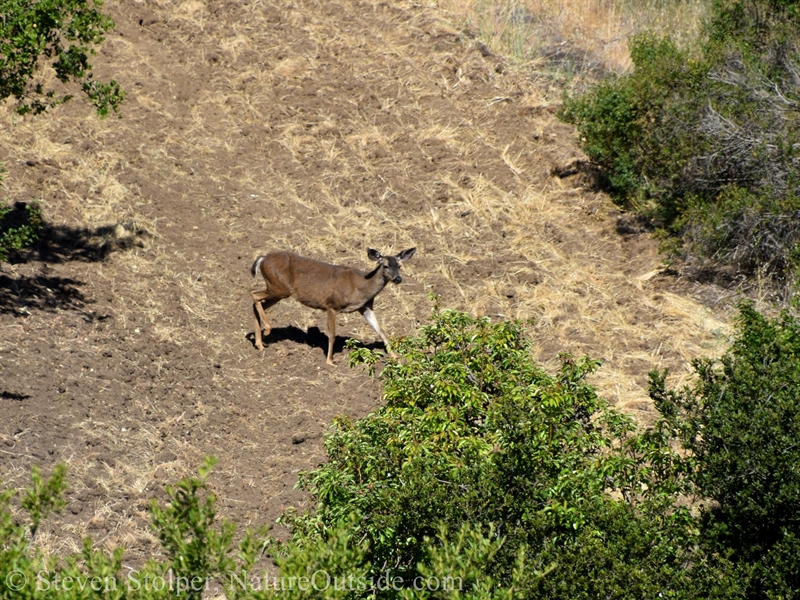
<box><xmin>359</xmin><ymin>303</ymin><xmax>397</xmax><ymax>357</ymax></box>
<box><xmin>326</xmin><ymin>308</ymin><xmax>338</xmax><ymax>365</ymax></box>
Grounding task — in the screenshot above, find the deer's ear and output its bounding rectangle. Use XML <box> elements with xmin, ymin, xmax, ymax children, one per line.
<box><xmin>367</xmin><ymin>248</ymin><xmax>382</xmax><ymax>261</ymax></box>
<box><xmin>397</xmin><ymin>247</ymin><xmax>416</xmax><ymax>262</ymax></box>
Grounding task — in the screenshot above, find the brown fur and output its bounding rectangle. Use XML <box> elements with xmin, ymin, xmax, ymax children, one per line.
<box><xmin>250</xmin><ymin>248</ymin><xmax>415</xmax><ymax>364</ymax></box>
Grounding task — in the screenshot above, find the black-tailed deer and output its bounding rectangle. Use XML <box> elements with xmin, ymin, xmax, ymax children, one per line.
<box><xmin>250</xmin><ymin>247</ymin><xmax>416</xmax><ymax>364</ymax></box>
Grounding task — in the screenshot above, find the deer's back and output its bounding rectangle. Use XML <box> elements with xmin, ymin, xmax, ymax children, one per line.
<box><xmin>260</xmin><ymin>251</ymin><xmax>368</xmax><ymax>311</ymax></box>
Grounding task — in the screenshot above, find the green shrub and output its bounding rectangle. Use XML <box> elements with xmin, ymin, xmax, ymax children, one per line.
<box><xmin>561</xmin><ymin>33</ymin><xmax>706</xmax><ymax>215</ymax></box>
<box><xmin>5</xmin><ymin>303</ymin><xmax>800</xmax><ymax>598</ymax></box>
<box><xmin>561</xmin><ymin>0</ymin><xmax>800</xmax><ymax>286</ymax></box>
<box><xmin>0</xmin><ymin>0</ymin><xmax>125</xmax><ymax>116</ymax></box>
<box><xmin>282</xmin><ymin>304</ymin><xmax>720</xmax><ymax>598</ymax></box>
<box><xmin>1</xmin><ymin>457</ymin><xmax>271</xmax><ymax>600</ymax></box>
<box><xmin>0</xmin><ymin>201</ymin><xmax>42</xmax><ymax>262</ymax></box>
<box><xmin>0</xmin><ymin>0</ymin><xmax>124</xmax><ymax>264</ymax></box>
<box><xmin>651</xmin><ymin>300</ymin><xmax>800</xmax><ymax>597</ymax></box>
<box><xmin>679</xmin><ymin>189</ymin><xmax>800</xmax><ymax>285</ymax></box>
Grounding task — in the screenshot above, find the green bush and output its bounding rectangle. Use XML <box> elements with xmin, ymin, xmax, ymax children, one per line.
<box><xmin>652</xmin><ymin>300</ymin><xmax>800</xmax><ymax>598</ymax></box>
<box><xmin>282</xmin><ymin>301</ymin><xmax>800</xmax><ymax>597</ymax></box>
<box><xmin>1</xmin><ymin>457</ymin><xmax>272</xmax><ymax>600</ymax></box>
<box><xmin>282</xmin><ymin>305</ymin><xmax>724</xmax><ymax>598</ymax></box>
<box><xmin>4</xmin><ymin>304</ymin><xmax>800</xmax><ymax>598</ymax></box>
<box><xmin>679</xmin><ymin>189</ymin><xmax>800</xmax><ymax>285</ymax></box>
<box><xmin>0</xmin><ymin>201</ymin><xmax>42</xmax><ymax>262</ymax></box>
<box><xmin>0</xmin><ymin>0</ymin><xmax>125</xmax><ymax>116</ymax></box>
<box><xmin>560</xmin><ymin>33</ymin><xmax>706</xmax><ymax>216</ymax></box>
<box><xmin>0</xmin><ymin>1</ymin><xmax>125</xmax><ymax>264</ymax></box>
<box><xmin>561</xmin><ymin>0</ymin><xmax>800</xmax><ymax>286</ymax></box>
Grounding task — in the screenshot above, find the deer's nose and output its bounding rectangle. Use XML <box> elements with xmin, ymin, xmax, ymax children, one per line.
<box><xmin>393</xmin><ymin>275</ymin><xmax>402</xmax><ymax>284</ymax></box>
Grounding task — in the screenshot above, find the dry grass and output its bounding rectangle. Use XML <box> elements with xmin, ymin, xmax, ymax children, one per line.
<box><xmin>0</xmin><ymin>0</ymin><xmax>732</xmax><ymax>408</ymax></box>
<box><xmin>436</xmin><ymin>0</ymin><xmax>710</xmax><ymax>76</ymax></box>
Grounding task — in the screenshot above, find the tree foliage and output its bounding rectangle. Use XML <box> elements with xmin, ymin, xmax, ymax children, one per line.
<box><xmin>0</xmin><ymin>0</ymin><xmax>125</xmax><ymax>116</ymax></box>
<box><xmin>0</xmin><ymin>0</ymin><xmax>124</xmax><ymax>263</ymax></box>
<box><xmin>561</xmin><ymin>0</ymin><xmax>800</xmax><ymax>288</ymax></box>
<box><xmin>0</xmin><ymin>200</ymin><xmax>42</xmax><ymax>262</ymax></box>
<box><xmin>652</xmin><ymin>300</ymin><xmax>800</xmax><ymax>597</ymax></box>
<box><xmin>281</xmin><ymin>302</ymin><xmax>800</xmax><ymax>597</ymax></box>
<box><xmin>280</xmin><ymin>305</ymin><xmax>727</xmax><ymax>598</ymax></box>
<box><xmin>1</xmin><ymin>457</ymin><xmax>273</xmax><ymax>600</ymax></box>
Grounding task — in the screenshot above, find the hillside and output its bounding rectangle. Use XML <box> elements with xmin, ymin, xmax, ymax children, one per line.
<box><xmin>0</xmin><ymin>0</ymin><xmax>730</xmax><ymax>558</ymax></box>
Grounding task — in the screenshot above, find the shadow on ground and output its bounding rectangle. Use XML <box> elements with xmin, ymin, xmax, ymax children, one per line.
<box><xmin>1</xmin><ymin>203</ymin><xmax>149</xmax><ymax>315</ymax></box>
<box><xmin>0</xmin><ymin>272</ymin><xmax>89</xmax><ymax>315</ymax></box>
<box><xmin>32</xmin><ymin>223</ymin><xmax>148</xmax><ymax>264</ymax></box>
<box><xmin>3</xmin><ymin>202</ymin><xmax>148</xmax><ymax>264</ymax></box>
<box><xmin>248</xmin><ymin>325</ymin><xmax>387</xmax><ymax>361</ymax></box>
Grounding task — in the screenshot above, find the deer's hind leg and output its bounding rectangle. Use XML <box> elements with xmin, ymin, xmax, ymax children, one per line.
<box><xmin>250</xmin><ymin>290</ymin><xmax>281</xmax><ymax>350</ymax></box>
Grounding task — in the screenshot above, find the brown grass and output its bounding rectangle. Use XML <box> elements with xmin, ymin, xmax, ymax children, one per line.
<box><xmin>437</xmin><ymin>0</ymin><xmax>711</xmax><ymax>76</ymax></box>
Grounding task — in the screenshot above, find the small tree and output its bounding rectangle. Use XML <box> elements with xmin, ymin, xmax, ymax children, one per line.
<box><xmin>0</xmin><ymin>199</ymin><xmax>42</xmax><ymax>262</ymax></box>
<box><xmin>0</xmin><ymin>0</ymin><xmax>125</xmax><ymax>116</ymax></box>
<box><xmin>561</xmin><ymin>0</ymin><xmax>800</xmax><ymax>287</ymax></box>
<box><xmin>1</xmin><ymin>459</ymin><xmax>273</xmax><ymax>600</ymax></box>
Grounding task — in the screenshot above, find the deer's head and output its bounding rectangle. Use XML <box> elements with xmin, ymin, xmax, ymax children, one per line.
<box><xmin>367</xmin><ymin>247</ymin><xmax>416</xmax><ymax>284</ymax></box>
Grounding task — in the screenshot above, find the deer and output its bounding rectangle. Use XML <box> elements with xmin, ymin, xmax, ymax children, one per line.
<box><xmin>249</xmin><ymin>247</ymin><xmax>416</xmax><ymax>364</ymax></box>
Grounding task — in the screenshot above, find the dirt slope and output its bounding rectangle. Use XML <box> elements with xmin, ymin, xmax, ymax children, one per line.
<box><xmin>0</xmin><ymin>0</ymin><xmax>731</xmax><ymax>558</ymax></box>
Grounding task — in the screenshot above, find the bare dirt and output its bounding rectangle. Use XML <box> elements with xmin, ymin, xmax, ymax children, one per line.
<box><xmin>0</xmin><ymin>0</ymin><xmax>734</xmax><ymax>561</ymax></box>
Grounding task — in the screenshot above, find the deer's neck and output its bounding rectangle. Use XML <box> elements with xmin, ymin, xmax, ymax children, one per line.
<box><xmin>362</xmin><ymin>265</ymin><xmax>388</xmax><ymax>298</ymax></box>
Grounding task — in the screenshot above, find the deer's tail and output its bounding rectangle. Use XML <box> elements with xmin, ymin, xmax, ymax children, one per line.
<box><xmin>251</xmin><ymin>256</ymin><xmax>265</xmax><ymax>280</ymax></box>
